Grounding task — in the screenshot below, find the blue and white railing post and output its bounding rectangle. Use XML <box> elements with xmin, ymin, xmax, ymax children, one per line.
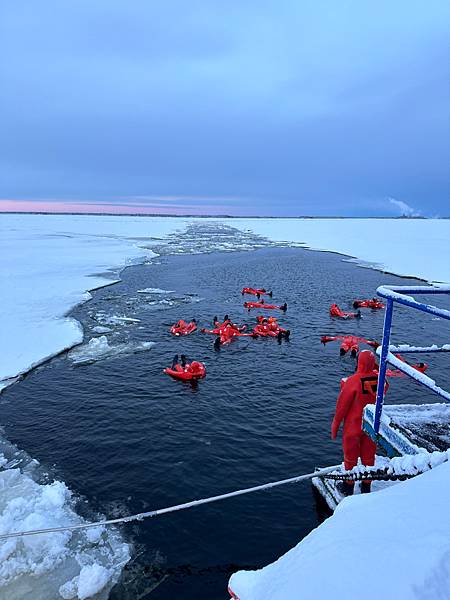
<box><xmin>371</xmin><ymin>284</ymin><xmax>450</xmax><ymax>436</ymax></box>
<box><xmin>374</xmin><ymin>298</ymin><xmax>394</xmax><ymax>434</ymax></box>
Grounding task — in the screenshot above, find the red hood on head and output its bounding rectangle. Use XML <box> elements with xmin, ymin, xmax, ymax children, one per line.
<box><xmin>356</xmin><ymin>350</ymin><xmax>376</xmax><ymax>374</ymax></box>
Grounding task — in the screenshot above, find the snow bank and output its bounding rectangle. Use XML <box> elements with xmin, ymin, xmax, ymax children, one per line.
<box><xmin>0</xmin><ymin>452</ymin><xmax>129</xmax><ymax>600</ymax></box>
<box><xmin>229</xmin><ymin>461</ymin><xmax>450</xmax><ymax>600</ymax></box>
<box><xmin>0</xmin><ymin>213</ymin><xmax>187</xmax><ymax>388</ymax></box>
<box><xmin>230</xmin><ymin>218</ymin><xmax>450</xmax><ymax>284</ymax></box>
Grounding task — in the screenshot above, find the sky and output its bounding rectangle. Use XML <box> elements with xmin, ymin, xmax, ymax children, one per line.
<box><xmin>0</xmin><ymin>1</ymin><xmax>449</xmax><ymax>217</ymax></box>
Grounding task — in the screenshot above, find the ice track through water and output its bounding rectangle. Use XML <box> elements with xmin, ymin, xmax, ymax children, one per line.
<box><xmin>0</xmin><ymin>222</ymin><xmax>292</xmax><ymax>600</ymax></box>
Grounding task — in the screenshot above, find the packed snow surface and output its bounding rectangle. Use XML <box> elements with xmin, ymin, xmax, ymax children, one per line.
<box><xmin>0</xmin><ymin>214</ymin><xmax>187</xmax><ymax>388</ymax></box>
<box><xmin>229</xmin><ymin>461</ymin><xmax>450</xmax><ymax>600</ymax></box>
<box><xmin>231</xmin><ymin>218</ymin><xmax>450</xmax><ymax>284</ymax></box>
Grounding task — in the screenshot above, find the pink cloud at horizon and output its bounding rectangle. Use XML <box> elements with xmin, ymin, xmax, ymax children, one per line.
<box><xmin>0</xmin><ymin>199</ymin><xmax>242</xmax><ymax>216</ymax></box>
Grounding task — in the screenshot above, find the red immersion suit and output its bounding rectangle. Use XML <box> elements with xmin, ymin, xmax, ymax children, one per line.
<box><xmin>321</xmin><ymin>335</ymin><xmax>379</xmax><ymax>355</ymax></box>
<box><xmin>353</xmin><ymin>298</ymin><xmax>385</xmax><ymax>310</ymax></box>
<box><xmin>202</xmin><ymin>322</ymin><xmax>251</xmax><ymax>345</ymax></box>
<box><xmin>331</xmin><ymin>351</ymin><xmax>386</xmax><ymax>481</ymax></box>
<box><xmin>330</xmin><ymin>304</ymin><xmax>360</xmax><ymax>319</ymax></box>
<box><xmin>380</xmin><ymin>354</ymin><xmax>428</xmax><ymax>378</ymax></box>
<box><xmin>244</xmin><ymin>300</ymin><xmax>287</xmax><ymax>311</ymax></box>
<box><xmin>253</xmin><ymin>316</ymin><xmax>288</xmax><ymax>338</ymax></box>
<box><xmin>241</xmin><ymin>287</ymin><xmax>272</xmax><ymax>297</ymax></box>
<box><xmin>164</xmin><ymin>361</ymin><xmax>206</xmax><ymax>380</ymax></box>
<box><xmin>170</xmin><ymin>320</ymin><xmax>197</xmax><ymax>336</ymax></box>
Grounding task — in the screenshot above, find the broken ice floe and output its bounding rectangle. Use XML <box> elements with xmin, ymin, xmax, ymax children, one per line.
<box><xmin>0</xmin><ymin>445</ymin><xmax>130</xmax><ymax>600</ymax></box>
<box><xmin>68</xmin><ymin>336</ymin><xmax>155</xmax><ymax>366</ymax></box>
<box><xmin>136</xmin><ymin>288</ymin><xmax>174</xmax><ymax>294</ymax></box>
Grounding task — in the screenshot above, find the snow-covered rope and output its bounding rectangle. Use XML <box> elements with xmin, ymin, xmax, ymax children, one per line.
<box><xmin>0</xmin><ymin>464</ymin><xmax>340</xmax><ymax>541</ymax></box>
<box><xmin>323</xmin><ymin>449</ymin><xmax>450</xmax><ymax>481</ymax></box>
<box><xmin>3</xmin><ymin>451</ymin><xmax>448</xmax><ymax>541</ymax></box>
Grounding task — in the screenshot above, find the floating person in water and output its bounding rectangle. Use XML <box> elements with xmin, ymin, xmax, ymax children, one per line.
<box><xmin>331</xmin><ymin>350</ymin><xmax>388</xmax><ymax>496</ymax></box>
<box><xmin>165</xmin><ymin>354</ymin><xmax>206</xmax><ymax>380</ymax></box>
<box><xmin>329</xmin><ymin>303</ymin><xmax>361</xmax><ymax>319</ymax></box>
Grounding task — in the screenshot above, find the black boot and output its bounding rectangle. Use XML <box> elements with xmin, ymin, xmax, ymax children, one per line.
<box><xmin>360</xmin><ymin>481</ymin><xmax>372</xmax><ymax>494</ymax></box>
<box><xmin>171</xmin><ymin>354</ymin><xmax>179</xmax><ymax>369</ymax></box>
<box><xmin>180</xmin><ymin>354</ymin><xmax>187</xmax><ymax>368</ymax></box>
<box><xmin>336</xmin><ymin>481</ymin><xmax>354</xmax><ymax>497</ymax></box>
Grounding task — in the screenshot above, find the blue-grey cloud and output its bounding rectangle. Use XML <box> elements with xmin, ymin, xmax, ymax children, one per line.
<box><xmin>1</xmin><ymin>1</ymin><xmax>449</xmax><ymax>215</ymax></box>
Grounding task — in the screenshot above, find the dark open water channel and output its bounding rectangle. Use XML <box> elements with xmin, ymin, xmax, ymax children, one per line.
<box><xmin>2</xmin><ymin>243</ymin><xmax>450</xmax><ymax>599</ymax></box>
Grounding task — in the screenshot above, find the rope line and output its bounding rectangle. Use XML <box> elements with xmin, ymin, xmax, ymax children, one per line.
<box><xmin>3</xmin><ymin>457</ymin><xmax>442</xmax><ymax>541</ymax></box>
<box><xmin>323</xmin><ymin>470</ymin><xmax>416</xmax><ymax>482</ymax></box>
<box><xmin>0</xmin><ymin>465</ymin><xmax>340</xmax><ymax>541</ymax></box>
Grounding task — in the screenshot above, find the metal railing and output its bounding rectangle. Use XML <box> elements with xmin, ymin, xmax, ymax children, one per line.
<box><xmin>373</xmin><ymin>284</ymin><xmax>450</xmax><ymax>434</ymax></box>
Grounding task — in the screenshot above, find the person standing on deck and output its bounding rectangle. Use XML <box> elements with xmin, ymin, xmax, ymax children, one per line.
<box><xmin>331</xmin><ymin>350</ymin><xmax>387</xmax><ymax>496</ymax></box>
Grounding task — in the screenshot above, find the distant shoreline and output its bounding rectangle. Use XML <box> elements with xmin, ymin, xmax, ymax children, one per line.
<box><xmin>0</xmin><ymin>211</ymin><xmax>436</xmax><ymax>219</ymax></box>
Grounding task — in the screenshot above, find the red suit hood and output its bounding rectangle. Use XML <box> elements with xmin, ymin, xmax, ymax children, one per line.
<box><xmin>356</xmin><ymin>350</ymin><xmax>376</xmax><ymax>374</ymax></box>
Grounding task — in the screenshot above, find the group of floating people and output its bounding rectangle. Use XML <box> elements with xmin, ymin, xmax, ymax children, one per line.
<box><xmin>324</xmin><ymin>297</ymin><xmax>428</xmax><ymax>377</ymax></box>
<box><xmin>165</xmin><ymin>290</ymin><xmax>428</xmax><ymax>384</ymax></box>
<box><xmin>164</xmin><ymin>287</ymin><xmax>289</xmax><ymax>381</ymax></box>
<box><xmin>329</xmin><ymin>297</ymin><xmax>385</xmax><ymax>319</ymax></box>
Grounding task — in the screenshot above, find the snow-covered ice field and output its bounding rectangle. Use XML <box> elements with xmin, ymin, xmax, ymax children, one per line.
<box><xmin>0</xmin><ymin>214</ymin><xmax>189</xmax><ymax>389</ymax></box>
<box><xmin>1</xmin><ymin>213</ymin><xmax>450</xmax><ymax>599</ymax></box>
<box><xmin>232</xmin><ymin>217</ymin><xmax>450</xmax><ymax>284</ymax></box>
<box><xmin>2</xmin><ymin>214</ymin><xmax>450</xmax><ymax>393</ymax></box>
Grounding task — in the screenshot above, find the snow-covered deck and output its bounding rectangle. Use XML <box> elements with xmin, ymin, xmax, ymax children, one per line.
<box><xmin>364</xmin><ymin>402</ymin><xmax>450</xmax><ymax>456</ymax></box>
<box><xmin>311</xmin><ymin>402</ymin><xmax>450</xmax><ymax>512</ymax></box>
<box><xmin>232</xmin><ymin>403</ymin><xmax>450</xmax><ymax>600</ymax></box>
<box><xmin>229</xmin><ymin>460</ymin><xmax>450</xmax><ymax>600</ymax></box>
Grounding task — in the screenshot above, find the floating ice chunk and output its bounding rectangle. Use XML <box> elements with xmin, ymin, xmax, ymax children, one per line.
<box><xmin>109</xmin><ymin>316</ymin><xmax>141</xmax><ymax>324</ymax></box>
<box><xmin>0</xmin><ymin>454</ymin><xmax>130</xmax><ymax>599</ymax></box>
<box><xmin>68</xmin><ymin>336</ymin><xmax>155</xmax><ymax>365</ymax></box>
<box><xmin>91</xmin><ymin>326</ymin><xmax>112</xmax><ymax>334</ymax></box>
<box><xmin>136</xmin><ymin>287</ymin><xmax>175</xmax><ymax>294</ymax></box>
<box><xmin>77</xmin><ymin>564</ymin><xmax>113</xmax><ymax>599</ymax></box>
<box><xmin>92</xmin><ymin>314</ymin><xmax>141</xmax><ymax>326</ymax></box>
<box><xmin>60</xmin><ymin>564</ymin><xmax>113</xmax><ymax>600</ymax></box>
<box><xmin>59</xmin><ymin>577</ymin><xmax>78</xmax><ymax>599</ymax></box>
<box><xmin>84</xmin><ymin>525</ymin><xmax>105</xmax><ymax>544</ymax></box>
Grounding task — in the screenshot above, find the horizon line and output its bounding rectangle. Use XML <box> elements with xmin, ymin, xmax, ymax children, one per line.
<box><xmin>0</xmin><ymin>211</ymin><xmax>437</xmax><ymax>220</ymax></box>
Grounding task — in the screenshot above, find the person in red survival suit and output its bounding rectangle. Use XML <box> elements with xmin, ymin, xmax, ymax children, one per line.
<box><xmin>331</xmin><ymin>350</ymin><xmax>388</xmax><ymax>496</ymax></box>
